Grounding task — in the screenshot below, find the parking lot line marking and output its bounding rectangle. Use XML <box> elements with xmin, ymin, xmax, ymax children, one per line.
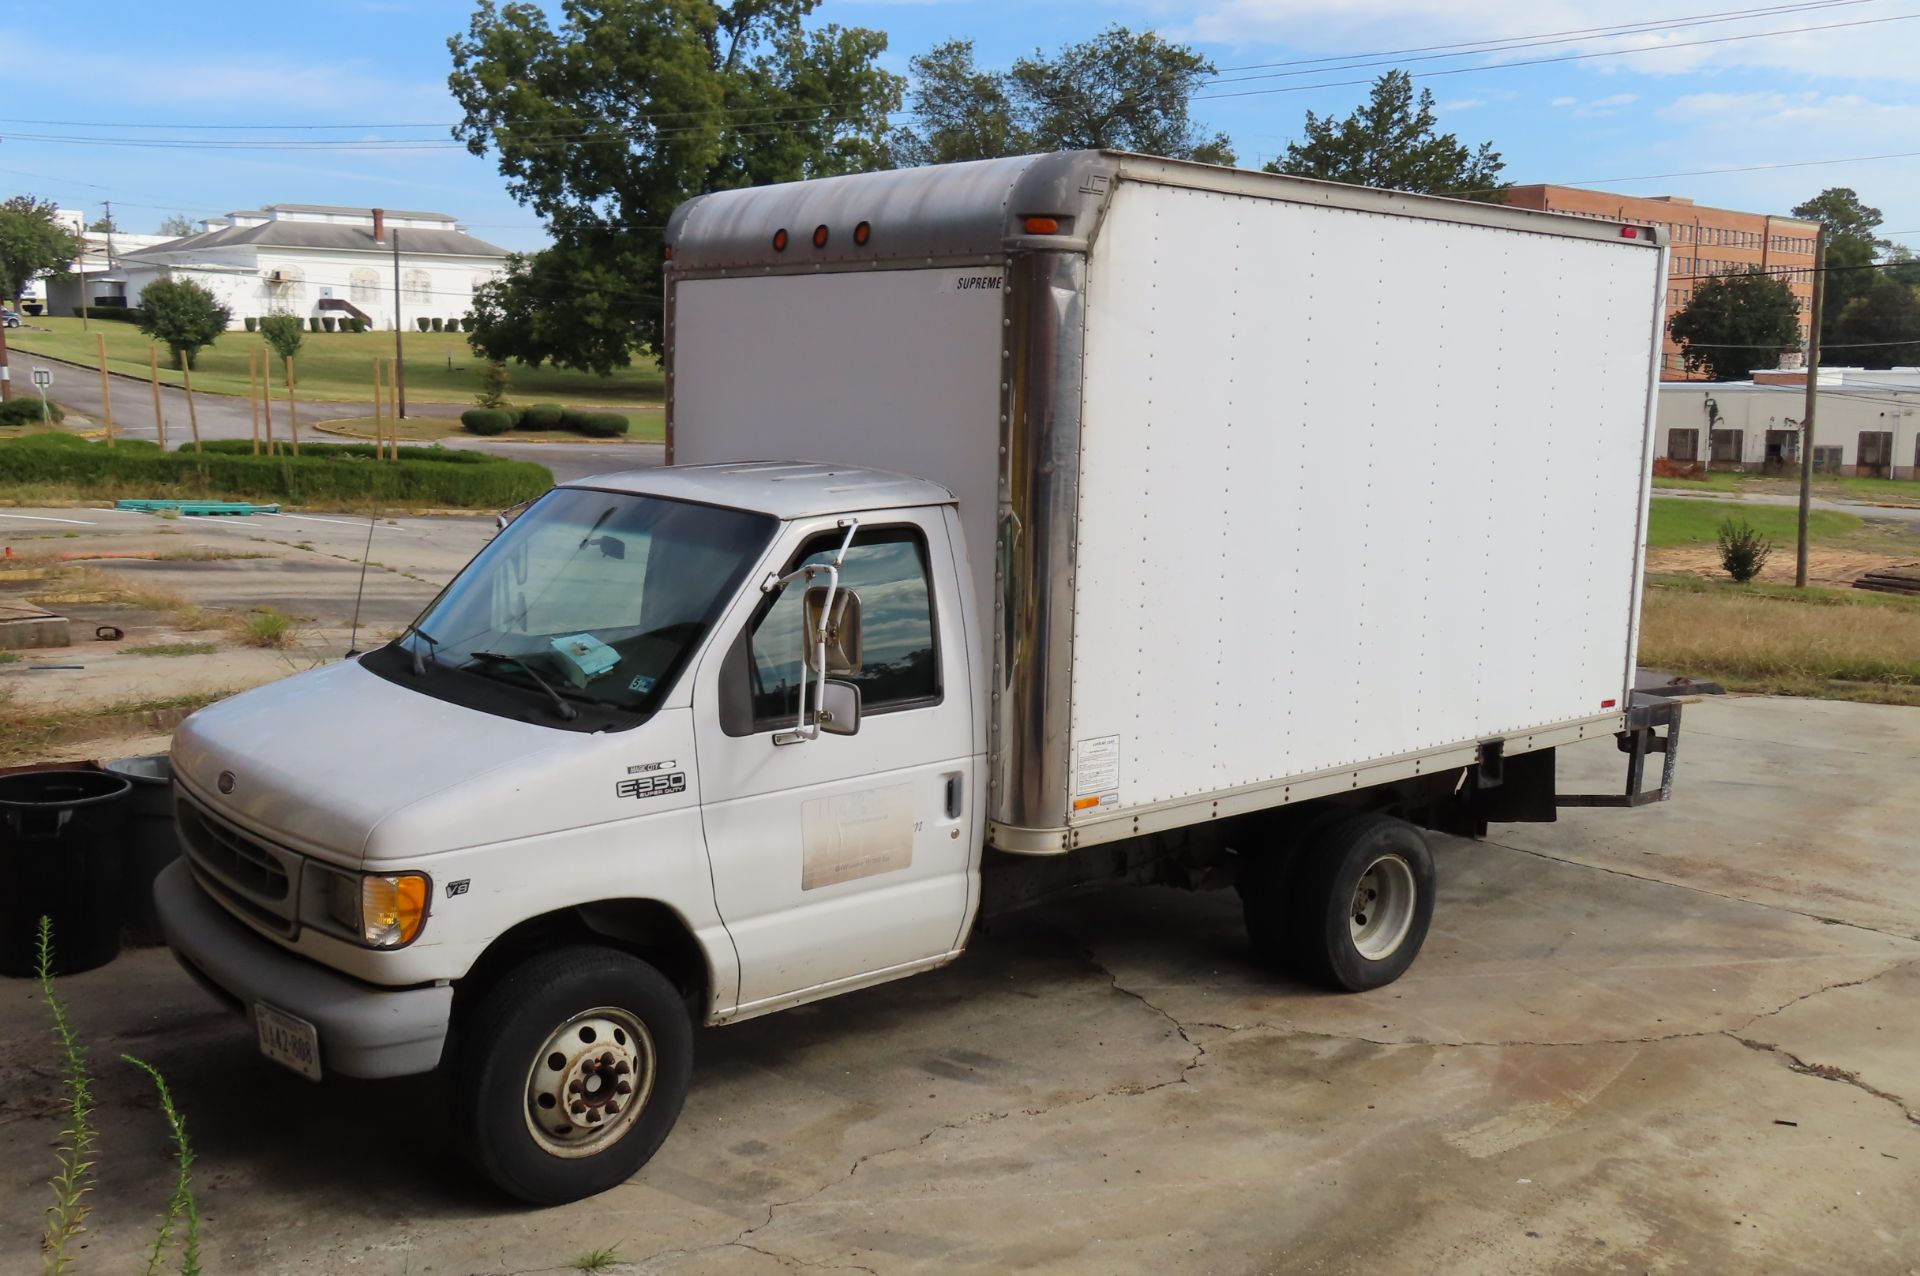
<box><xmin>273</xmin><ymin>513</ymin><xmax>365</xmax><ymax>526</ymax></box>
<box><xmin>0</xmin><ymin>513</ymin><xmax>95</xmax><ymax>525</ymax></box>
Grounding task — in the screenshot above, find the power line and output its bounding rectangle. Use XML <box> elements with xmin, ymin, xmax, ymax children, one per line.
<box><xmin>1195</xmin><ymin>11</ymin><xmax>1920</xmax><ymax>100</ymax></box>
<box><xmin>1204</xmin><ymin>0</ymin><xmax>1874</xmax><ymax>86</ymax></box>
<box><xmin>1438</xmin><ymin>149</ymin><xmax>1920</xmax><ymax>198</ymax></box>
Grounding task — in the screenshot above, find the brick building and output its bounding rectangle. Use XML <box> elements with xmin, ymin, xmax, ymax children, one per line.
<box><xmin>1504</xmin><ymin>186</ymin><xmax>1819</xmax><ymax>381</ymax></box>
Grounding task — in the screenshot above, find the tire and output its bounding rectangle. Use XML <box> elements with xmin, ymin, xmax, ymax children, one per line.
<box><xmin>1293</xmin><ymin>813</ymin><xmax>1436</xmax><ymax>993</ymax></box>
<box><xmin>449</xmin><ymin>946</ymin><xmax>693</xmax><ymax>1205</ymax></box>
<box><xmin>1236</xmin><ymin>807</ymin><xmax>1352</xmax><ymax>970</ymax></box>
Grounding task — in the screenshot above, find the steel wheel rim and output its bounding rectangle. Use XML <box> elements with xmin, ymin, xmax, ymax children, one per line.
<box><xmin>1349</xmin><ymin>854</ymin><xmax>1416</xmax><ymax>961</ymax></box>
<box><xmin>524</xmin><ymin>1006</ymin><xmax>656</xmax><ymax>1158</ymax></box>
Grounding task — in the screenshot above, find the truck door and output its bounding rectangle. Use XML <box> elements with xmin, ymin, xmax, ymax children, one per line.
<box><xmin>691</xmin><ymin>511</ymin><xmax>974</xmax><ymax>1014</ymax></box>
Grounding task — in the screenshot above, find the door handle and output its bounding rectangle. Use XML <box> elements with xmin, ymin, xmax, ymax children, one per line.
<box><xmin>944</xmin><ymin>772</ymin><xmax>964</xmax><ymax>820</ymax></box>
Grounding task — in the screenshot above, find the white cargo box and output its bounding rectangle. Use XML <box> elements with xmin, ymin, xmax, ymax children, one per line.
<box><xmin>665</xmin><ymin>152</ymin><xmax>1666</xmax><ymax>853</ymax></box>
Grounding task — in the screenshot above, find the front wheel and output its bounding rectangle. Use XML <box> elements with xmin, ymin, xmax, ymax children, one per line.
<box><xmin>449</xmin><ymin>946</ymin><xmax>693</xmax><ymax>1205</ymax></box>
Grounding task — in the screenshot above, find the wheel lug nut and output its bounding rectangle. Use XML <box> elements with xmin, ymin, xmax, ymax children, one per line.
<box><xmin>615</xmin><ymin>1080</ymin><xmax>631</xmax><ymax>1095</ymax></box>
<box><xmin>605</xmin><ymin>1100</ymin><xmax>620</xmax><ymax>1115</ymax></box>
<box><xmin>569</xmin><ymin>1080</ymin><xmax>583</xmax><ymax>1094</ymax></box>
<box><xmin>571</xmin><ymin>1101</ymin><xmax>586</xmax><ymax>1115</ymax></box>
<box><xmin>601</xmin><ymin>1052</ymin><xmax>614</xmax><ymax>1066</ymax></box>
<box><xmin>614</xmin><ymin>1061</ymin><xmax>629</xmax><ymax>1075</ymax></box>
<box><xmin>586</xmin><ymin>1110</ymin><xmax>602</xmax><ymax>1124</ymax></box>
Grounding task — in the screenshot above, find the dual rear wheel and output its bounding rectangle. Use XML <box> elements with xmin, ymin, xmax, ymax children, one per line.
<box><xmin>1237</xmin><ymin>810</ymin><xmax>1437</xmax><ymax>992</ymax></box>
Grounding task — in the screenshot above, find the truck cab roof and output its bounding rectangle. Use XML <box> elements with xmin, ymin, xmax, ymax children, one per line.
<box><xmin>565</xmin><ymin>460</ymin><xmax>956</xmax><ymax>520</ymax></box>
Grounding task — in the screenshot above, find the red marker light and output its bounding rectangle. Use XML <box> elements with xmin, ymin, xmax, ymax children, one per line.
<box><xmin>1601</xmin><ymin>698</ymin><xmax>1618</xmax><ymax>709</ymax></box>
<box><xmin>812</xmin><ymin>224</ymin><xmax>830</xmax><ymax>249</ymax></box>
<box><xmin>854</xmin><ymin>221</ymin><xmax>872</xmax><ymax>247</ymax></box>
<box><xmin>1621</xmin><ymin>227</ymin><xmax>1640</xmax><ymax>239</ymax></box>
<box><xmin>772</xmin><ymin>228</ymin><xmax>789</xmax><ymax>252</ymax></box>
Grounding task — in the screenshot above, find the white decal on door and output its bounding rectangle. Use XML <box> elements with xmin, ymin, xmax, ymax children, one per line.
<box><xmin>1073</xmin><ymin>734</ymin><xmax>1121</xmax><ymax>810</ymax></box>
<box><xmin>801</xmin><ymin>783</ymin><xmax>915</xmax><ymax>890</ymax></box>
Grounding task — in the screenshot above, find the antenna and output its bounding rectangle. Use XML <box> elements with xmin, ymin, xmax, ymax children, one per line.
<box><xmin>345</xmin><ymin>508</ymin><xmax>378</xmax><ymax>656</ymax></box>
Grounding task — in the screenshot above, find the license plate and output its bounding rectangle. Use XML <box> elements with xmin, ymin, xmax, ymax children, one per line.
<box><xmin>254</xmin><ymin>1003</ymin><xmax>322</xmax><ymax>1081</ymax></box>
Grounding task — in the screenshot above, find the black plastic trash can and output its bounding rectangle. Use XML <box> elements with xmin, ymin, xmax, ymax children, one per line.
<box><xmin>0</xmin><ymin>770</ymin><xmax>132</xmax><ymax>977</ymax></box>
<box><xmin>104</xmin><ymin>755</ymin><xmax>181</xmax><ymax>945</ymax></box>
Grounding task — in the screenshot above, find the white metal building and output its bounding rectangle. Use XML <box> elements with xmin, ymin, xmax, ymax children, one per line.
<box><xmin>1657</xmin><ymin>369</ymin><xmax>1920</xmax><ymax>480</ymax></box>
<box><xmin>113</xmin><ymin>205</ymin><xmax>508</xmax><ymax>331</ymax></box>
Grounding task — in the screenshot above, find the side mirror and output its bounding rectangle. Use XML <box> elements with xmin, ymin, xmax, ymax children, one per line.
<box><xmin>817</xmin><ymin>678</ymin><xmax>862</xmax><ymax>737</ymax></box>
<box><xmin>802</xmin><ymin>586</ymin><xmax>862</xmax><ymax>675</ymax></box>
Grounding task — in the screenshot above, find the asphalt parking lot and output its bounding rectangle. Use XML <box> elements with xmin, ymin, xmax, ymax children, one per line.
<box><xmin>1</xmin><ymin>694</ymin><xmax>1915</xmax><ymax>1274</ymax></box>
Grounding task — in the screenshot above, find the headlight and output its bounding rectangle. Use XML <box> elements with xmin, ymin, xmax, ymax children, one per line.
<box><xmin>315</xmin><ymin>869</ymin><xmax>430</xmax><ymax>948</ymax></box>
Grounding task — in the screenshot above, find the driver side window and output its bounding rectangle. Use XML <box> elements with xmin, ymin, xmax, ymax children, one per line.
<box><xmin>742</xmin><ymin>528</ymin><xmax>940</xmax><ymax>732</ymax></box>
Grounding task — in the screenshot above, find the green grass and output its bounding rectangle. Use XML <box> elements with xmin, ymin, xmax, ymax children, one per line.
<box><xmin>1652</xmin><ymin>472</ymin><xmax>1740</xmax><ymax>493</ymax></box>
<box><xmin>569</xmin><ymin>1245</ymin><xmax>622</xmax><ymax>1274</ymax></box>
<box><xmin>1644</xmin><ymin>497</ymin><xmax>1860</xmax><ymax>549</ymax></box>
<box><xmin>1653</xmin><ymin>469</ymin><xmax>1920</xmax><ymax>507</ymax></box>
<box><xmin>240</xmin><ymin>607</ymin><xmax>294</xmax><ymax>649</ymax></box>
<box><xmin>10</xmin><ymin>316</ymin><xmax>663</xmax><ymax>409</ymax></box>
<box><xmin>317</xmin><ymin>412</ymin><xmax>664</xmax><ymax>445</ymax></box>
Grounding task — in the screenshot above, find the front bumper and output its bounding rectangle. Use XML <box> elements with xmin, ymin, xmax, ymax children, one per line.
<box><xmin>156</xmin><ymin>861</ymin><xmax>453</xmax><ymax>1079</ymax></box>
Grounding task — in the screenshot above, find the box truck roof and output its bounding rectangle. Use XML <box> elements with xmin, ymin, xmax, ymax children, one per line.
<box><xmin>566</xmin><ymin>460</ymin><xmax>955</xmax><ymax>519</ymax></box>
<box><xmin>664</xmin><ymin>149</ymin><xmax>1664</xmax><ymax>272</ymax></box>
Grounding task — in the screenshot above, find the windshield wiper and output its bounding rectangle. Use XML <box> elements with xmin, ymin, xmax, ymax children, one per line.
<box><xmin>400</xmin><ymin>623</ymin><xmax>440</xmax><ymax>676</ymax></box>
<box><xmin>466</xmin><ymin>651</ymin><xmax>580</xmax><ymax>722</ymax></box>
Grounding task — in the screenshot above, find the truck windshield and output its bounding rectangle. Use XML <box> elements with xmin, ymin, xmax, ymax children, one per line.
<box><xmin>370</xmin><ymin>488</ymin><xmax>775</xmax><ymax>729</ymax></box>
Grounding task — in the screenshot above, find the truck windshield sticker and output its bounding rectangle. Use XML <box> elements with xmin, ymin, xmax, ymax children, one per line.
<box><xmin>800</xmin><ymin>783</ymin><xmax>915</xmax><ymax>891</ymax></box>
<box><xmin>1073</xmin><ymin>735</ymin><xmax>1121</xmax><ymax>811</ymax></box>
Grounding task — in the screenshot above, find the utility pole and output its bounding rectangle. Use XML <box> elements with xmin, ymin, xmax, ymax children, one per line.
<box><xmin>390</xmin><ymin>226</ymin><xmax>407</xmax><ymax>419</ymax></box>
<box><xmin>1795</xmin><ymin>228</ymin><xmax>1826</xmax><ymax>589</ymax></box>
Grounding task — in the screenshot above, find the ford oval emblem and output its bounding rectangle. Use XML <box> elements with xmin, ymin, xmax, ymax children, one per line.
<box><xmin>217</xmin><ymin>771</ymin><xmax>236</xmax><ymax>795</ymax></box>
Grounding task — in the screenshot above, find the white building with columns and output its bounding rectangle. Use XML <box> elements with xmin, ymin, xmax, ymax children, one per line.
<box><xmin>114</xmin><ymin>205</ymin><xmax>509</xmax><ymax>331</ymax></box>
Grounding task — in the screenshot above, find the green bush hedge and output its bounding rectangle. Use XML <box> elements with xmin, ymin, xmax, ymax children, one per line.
<box><xmin>198</xmin><ymin>438</ymin><xmax>502</xmax><ymax>464</ymax></box>
<box><xmin>0</xmin><ymin>434</ymin><xmax>550</xmax><ymax>507</ymax></box>
<box><xmin>71</xmin><ymin>307</ymin><xmax>143</xmax><ymax>323</ymax></box>
<box><xmin>519</xmin><ymin>402</ymin><xmax>564</xmax><ymax>431</ymax></box>
<box><xmin>461</xmin><ymin>409</ymin><xmax>513</xmax><ymax>436</ymax></box>
<box><xmin>570</xmin><ymin>411</ymin><xmax>630</xmax><ymax>438</ymax></box>
<box><xmin>244</xmin><ymin>316</ymin><xmax>259</xmax><ymax>333</ymax></box>
<box><xmin>0</xmin><ymin>399</ymin><xmax>66</xmax><ymax>426</ymax></box>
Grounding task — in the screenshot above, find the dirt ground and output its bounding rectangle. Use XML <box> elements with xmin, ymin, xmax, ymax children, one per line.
<box><xmin>1645</xmin><ymin>543</ymin><xmax>1920</xmax><ymax>588</ymax></box>
<box><xmin>0</xmin><ymin>697</ymin><xmax>1916</xmax><ymax>1275</ymax></box>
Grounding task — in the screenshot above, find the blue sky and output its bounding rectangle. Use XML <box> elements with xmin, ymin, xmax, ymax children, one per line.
<box><xmin>2</xmin><ymin>0</ymin><xmax>1915</xmax><ymax>254</ymax></box>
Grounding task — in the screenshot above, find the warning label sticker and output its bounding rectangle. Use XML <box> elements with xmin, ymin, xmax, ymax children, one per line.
<box><xmin>1073</xmin><ymin>735</ymin><xmax>1121</xmax><ymax>811</ymax></box>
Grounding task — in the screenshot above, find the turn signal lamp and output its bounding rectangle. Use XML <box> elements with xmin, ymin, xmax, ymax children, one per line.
<box><xmin>361</xmin><ymin>873</ymin><xmax>430</xmax><ymax>948</ymax></box>
<box><xmin>1024</xmin><ymin>216</ymin><xmax>1062</xmax><ymax>235</ymax></box>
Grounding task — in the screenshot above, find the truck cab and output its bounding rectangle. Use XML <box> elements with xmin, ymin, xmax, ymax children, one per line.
<box><xmin>160</xmin><ymin>462</ymin><xmax>989</xmax><ymax>1202</ymax></box>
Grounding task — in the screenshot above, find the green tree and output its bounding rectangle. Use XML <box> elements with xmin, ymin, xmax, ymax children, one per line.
<box><xmin>447</xmin><ymin>0</ymin><xmax>903</xmax><ymax>373</ymax></box>
<box><xmin>136</xmin><ymin>277</ymin><xmax>233</xmax><ymax>369</ymax></box>
<box><xmin>0</xmin><ymin>196</ymin><xmax>83</xmax><ymax>399</ymax></box>
<box><xmin>157</xmin><ymin>214</ymin><xmax>197</xmax><ymax>238</ymax></box>
<box><xmin>1008</xmin><ymin>27</ymin><xmax>1231</xmax><ymax>163</ymax></box>
<box><xmin>86</xmin><ymin>214</ymin><xmax>117</xmax><ymax>233</ymax></box>
<box><xmin>891</xmin><ymin>40</ymin><xmax>1028</xmax><ymax>166</ymax></box>
<box><xmin>1827</xmin><ymin>278</ymin><xmax>1920</xmax><ymax>370</ymax></box>
<box><xmin>1667</xmin><ymin>267</ymin><xmax>1801</xmax><ymax>382</ymax></box>
<box><xmin>257</xmin><ymin>312</ymin><xmax>305</xmax><ymax>363</ymax></box>
<box><xmin>1792</xmin><ymin>187</ymin><xmax>1889</xmax><ymax>343</ymax></box>
<box><xmin>1266</xmin><ymin>70</ymin><xmax>1505</xmax><ymax>200</ymax></box>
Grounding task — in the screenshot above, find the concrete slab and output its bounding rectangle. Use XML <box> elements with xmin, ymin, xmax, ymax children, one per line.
<box><xmin>0</xmin><ymin>696</ymin><xmax>1915</xmax><ymax>1275</ymax></box>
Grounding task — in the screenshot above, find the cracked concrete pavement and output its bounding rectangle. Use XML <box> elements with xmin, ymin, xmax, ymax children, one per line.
<box><xmin>2</xmin><ymin>694</ymin><xmax>1916</xmax><ymax>1274</ymax></box>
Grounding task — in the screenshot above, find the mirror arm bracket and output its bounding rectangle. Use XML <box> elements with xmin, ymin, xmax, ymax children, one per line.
<box><xmin>768</xmin><ymin>517</ymin><xmax>861</xmax><ymax>745</ymax></box>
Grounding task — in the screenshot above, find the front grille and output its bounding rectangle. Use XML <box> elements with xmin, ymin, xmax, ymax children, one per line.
<box><xmin>177</xmin><ymin>795</ymin><xmax>303</xmax><ymax>936</ymax></box>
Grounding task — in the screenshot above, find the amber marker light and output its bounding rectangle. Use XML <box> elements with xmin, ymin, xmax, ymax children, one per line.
<box><xmin>1024</xmin><ymin>216</ymin><xmax>1062</xmax><ymax>235</ymax></box>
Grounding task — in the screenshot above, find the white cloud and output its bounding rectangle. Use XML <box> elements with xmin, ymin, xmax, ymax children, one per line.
<box><xmin>1437</xmin><ymin>97</ymin><xmax>1486</xmax><ymax>110</ymax></box>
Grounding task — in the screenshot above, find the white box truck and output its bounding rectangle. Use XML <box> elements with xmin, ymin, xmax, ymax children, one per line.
<box><xmin>155</xmin><ymin>152</ymin><xmax>1681</xmax><ymax>1204</ymax></box>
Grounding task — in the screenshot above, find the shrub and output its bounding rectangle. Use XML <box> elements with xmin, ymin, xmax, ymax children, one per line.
<box><xmin>0</xmin><ymin>435</ymin><xmax>551</xmax><ymax>507</ymax></box>
<box><xmin>476</xmin><ymin>360</ymin><xmax>510</xmax><ymax>409</ymax></box>
<box><xmin>520</xmin><ymin>402</ymin><xmax>564</xmax><ymax>431</ymax></box>
<box><xmin>307</xmin><ymin>316</ymin><xmax>321</xmax><ymax>332</ymax></box>
<box><xmin>416</xmin><ymin>317</ymin><xmax>431</xmax><ymax>332</ymax></box>
<box><xmin>71</xmin><ymin>307</ymin><xmax>143</xmax><ymax>322</ymax></box>
<box><xmin>572</xmin><ymin>411</ymin><xmax>630</xmax><ymax>438</ymax></box>
<box><xmin>351</xmin><ymin>317</ymin><xmax>368</xmax><ymax>333</ymax></box>
<box><xmin>446</xmin><ymin>317</ymin><xmax>462</xmax><ymax>333</ymax></box>
<box><xmin>244</xmin><ymin>316</ymin><xmax>258</xmax><ymax>333</ymax></box>
<box><xmin>430</xmin><ymin>316</ymin><xmax>444</xmax><ymax>332</ymax></box>
<box><xmin>243</xmin><ymin>607</ymin><xmax>295</xmax><ymax>648</ymax></box>
<box><xmin>1718</xmin><ymin>518</ymin><xmax>1775</xmax><ymax>584</ymax></box>
<box><xmin>0</xmin><ymin>398</ymin><xmax>65</xmax><ymax>426</ymax></box>
<box><xmin>258</xmin><ymin>313</ymin><xmax>304</xmax><ymax>362</ymax></box>
<box><xmin>462</xmin><ymin>408</ymin><xmax>513</xmax><ymax>436</ymax></box>
<box><xmin>322</xmin><ymin>316</ymin><xmax>337</xmax><ymax>333</ymax></box>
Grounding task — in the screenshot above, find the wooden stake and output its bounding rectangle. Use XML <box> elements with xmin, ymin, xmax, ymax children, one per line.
<box><xmin>385</xmin><ymin>358</ymin><xmax>399</xmax><ymax>459</ymax></box>
<box><xmin>372</xmin><ymin>357</ymin><xmax>386</xmax><ymax>461</ymax></box>
<box><xmin>177</xmin><ymin>349</ymin><xmax>202</xmax><ymax>452</ymax></box>
<box><xmin>261</xmin><ymin>348</ymin><xmax>276</xmax><ymax>456</ymax></box>
<box><xmin>285</xmin><ymin>355</ymin><xmax>300</xmax><ymax>455</ymax></box>
<box><xmin>148</xmin><ymin>347</ymin><xmax>166</xmax><ymax>450</ymax></box>
<box><xmin>96</xmin><ymin>332</ymin><xmax>115</xmax><ymax>447</ymax></box>
<box><xmin>247</xmin><ymin>348</ymin><xmax>260</xmax><ymax>454</ymax></box>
